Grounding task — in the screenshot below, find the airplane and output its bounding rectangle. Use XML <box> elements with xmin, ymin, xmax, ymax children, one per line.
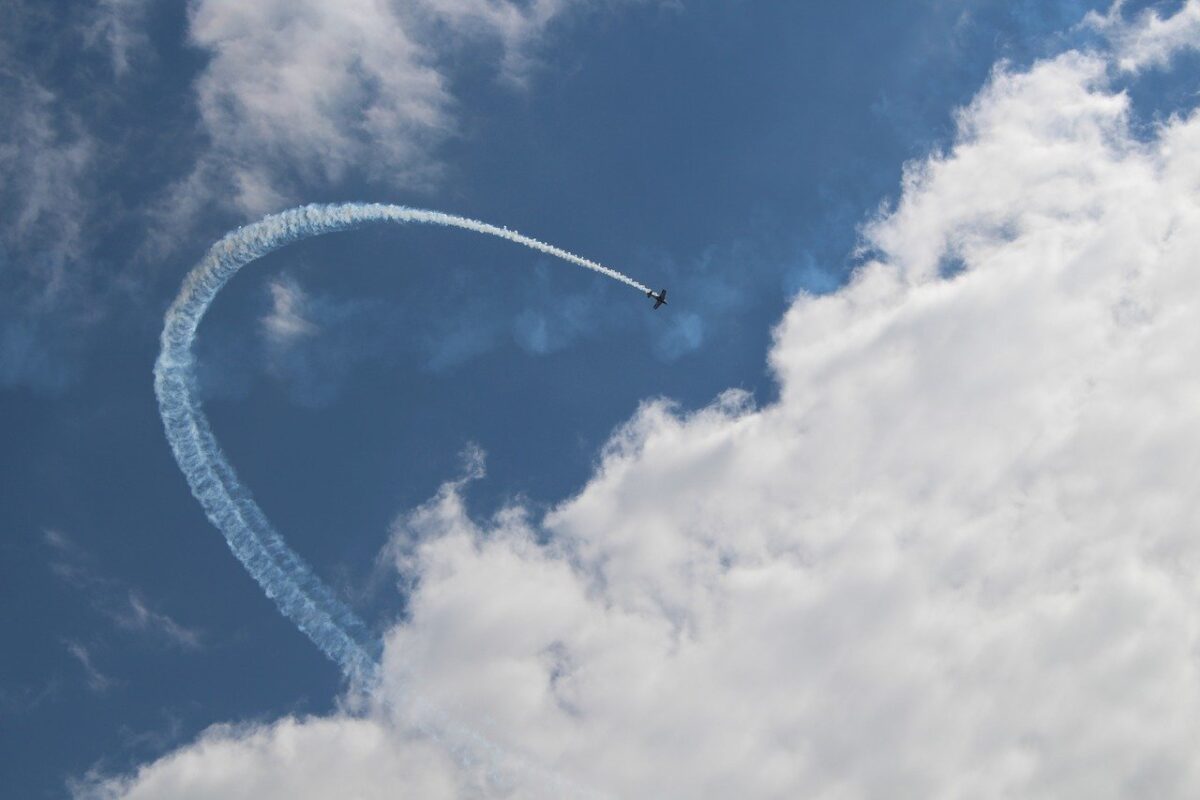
<box><xmin>647</xmin><ymin>288</ymin><xmax>668</xmax><ymax>309</ymax></box>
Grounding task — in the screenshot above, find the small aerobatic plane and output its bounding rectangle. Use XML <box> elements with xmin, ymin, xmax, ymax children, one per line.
<box><xmin>647</xmin><ymin>288</ymin><xmax>668</xmax><ymax>309</ymax></box>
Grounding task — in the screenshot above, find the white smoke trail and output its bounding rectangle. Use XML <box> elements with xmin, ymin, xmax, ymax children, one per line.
<box><xmin>154</xmin><ymin>203</ymin><xmax>650</xmax><ymax>686</ymax></box>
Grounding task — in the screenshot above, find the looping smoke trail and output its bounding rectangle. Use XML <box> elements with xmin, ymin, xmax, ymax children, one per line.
<box><xmin>154</xmin><ymin>203</ymin><xmax>650</xmax><ymax>686</ymax></box>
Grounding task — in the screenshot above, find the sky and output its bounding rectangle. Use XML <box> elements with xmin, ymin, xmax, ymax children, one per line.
<box><xmin>3</xmin><ymin>0</ymin><xmax>1200</xmax><ymax>797</ymax></box>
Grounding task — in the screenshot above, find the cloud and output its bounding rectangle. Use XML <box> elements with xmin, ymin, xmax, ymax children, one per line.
<box><xmin>783</xmin><ymin>251</ymin><xmax>842</xmax><ymax>297</ymax></box>
<box><xmin>78</xmin><ymin>717</ymin><xmax>465</xmax><ymax>800</ymax></box>
<box><xmin>507</xmin><ymin>252</ymin><xmax>733</xmax><ymax>364</ymax></box>
<box><xmin>64</xmin><ymin>641</ymin><xmax>115</xmax><ymax>694</ymax></box>
<box><xmin>0</xmin><ymin>81</ymin><xmax>92</xmax><ymax>260</ymax></box>
<box><xmin>45</xmin><ymin>530</ymin><xmax>203</xmax><ymax>652</ymax></box>
<box><xmin>84</xmin><ymin>0</ymin><xmax>152</xmax><ymax>76</ymax></box>
<box><xmin>513</xmin><ymin>294</ymin><xmax>599</xmax><ymax>356</ymax></box>
<box><xmin>172</xmin><ymin>0</ymin><xmax>601</xmax><ymax>220</ymax></box>
<box><xmin>651</xmin><ymin>310</ymin><xmax>703</xmax><ymax>360</ymax></box>
<box><xmin>0</xmin><ymin>0</ymin><xmax>145</xmax><ymax>392</ymax></box>
<box><xmin>81</xmin><ymin>4</ymin><xmax>1200</xmax><ymax>798</ymax></box>
<box><xmin>262</xmin><ymin>276</ymin><xmax>319</xmax><ymax>344</ymax></box>
<box><xmin>0</xmin><ymin>679</ymin><xmax>61</xmax><ymax>716</ymax></box>
<box><xmin>0</xmin><ymin>0</ymin><xmax>622</xmax><ymax>392</ymax></box>
<box><xmin>1087</xmin><ymin>0</ymin><xmax>1200</xmax><ymax>72</ymax></box>
<box><xmin>256</xmin><ymin>273</ymin><xmax>403</xmax><ymax>406</ymax></box>
<box><xmin>181</xmin><ymin>0</ymin><xmax>448</xmax><ymax>216</ymax></box>
<box><xmin>0</xmin><ymin>62</ymin><xmax>98</xmax><ymax>391</ymax></box>
<box><xmin>412</xmin><ymin>0</ymin><xmax>595</xmax><ymax>81</ymax></box>
<box><xmin>118</xmin><ymin>593</ymin><xmax>203</xmax><ymax>652</ymax></box>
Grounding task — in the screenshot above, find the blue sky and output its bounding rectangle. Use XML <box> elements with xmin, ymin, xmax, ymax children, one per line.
<box><xmin>4</xmin><ymin>1</ymin><xmax>1200</xmax><ymax>797</ymax></box>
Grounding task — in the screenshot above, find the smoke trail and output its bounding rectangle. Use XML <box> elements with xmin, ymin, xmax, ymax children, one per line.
<box><xmin>154</xmin><ymin>203</ymin><xmax>650</xmax><ymax>684</ymax></box>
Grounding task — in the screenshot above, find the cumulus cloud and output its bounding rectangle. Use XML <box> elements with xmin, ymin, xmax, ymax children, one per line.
<box><xmin>173</xmin><ymin>0</ymin><xmax>600</xmax><ymax>219</ymax></box>
<box><xmin>180</xmin><ymin>0</ymin><xmax>448</xmax><ymax>215</ymax></box>
<box><xmin>1087</xmin><ymin>0</ymin><xmax>1200</xmax><ymax>72</ymax></box>
<box><xmin>81</xmin><ymin>717</ymin><xmax>465</xmax><ymax>800</ymax></box>
<box><xmin>83</xmin><ymin>4</ymin><xmax>1200</xmax><ymax>798</ymax></box>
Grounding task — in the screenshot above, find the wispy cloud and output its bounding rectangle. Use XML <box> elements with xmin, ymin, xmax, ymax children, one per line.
<box><xmin>0</xmin><ymin>1</ymin><xmax>109</xmax><ymax>391</ymax></box>
<box><xmin>63</xmin><ymin>640</ymin><xmax>114</xmax><ymax>694</ymax></box>
<box><xmin>256</xmin><ymin>273</ymin><xmax>401</xmax><ymax>406</ymax></box>
<box><xmin>163</xmin><ymin>0</ymin><xmax>618</xmax><ymax>228</ymax></box>
<box><xmin>0</xmin><ymin>677</ymin><xmax>61</xmax><ymax>715</ymax></box>
<box><xmin>262</xmin><ymin>276</ymin><xmax>319</xmax><ymax>344</ymax></box>
<box><xmin>0</xmin><ymin>87</ymin><xmax>96</xmax><ymax>390</ymax></box>
<box><xmin>1</xmin><ymin>0</ymin><xmax>632</xmax><ymax>392</ymax></box>
<box><xmin>1087</xmin><ymin>0</ymin><xmax>1200</xmax><ymax>72</ymax></box>
<box><xmin>116</xmin><ymin>712</ymin><xmax>187</xmax><ymax>758</ymax></box>
<box><xmin>116</xmin><ymin>592</ymin><xmax>203</xmax><ymax>652</ymax></box>
<box><xmin>44</xmin><ymin>530</ymin><xmax>203</xmax><ymax>652</ymax></box>
<box><xmin>83</xmin><ymin>0</ymin><xmax>152</xmax><ymax>77</ymax></box>
<box><xmin>177</xmin><ymin>0</ymin><xmax>449</xmax><ymax>217</ymax></box>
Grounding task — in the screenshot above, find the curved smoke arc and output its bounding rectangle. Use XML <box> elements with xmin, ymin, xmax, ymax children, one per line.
<box><xmin>155</xmin><ymin>204</ymin><xmax>651</xmax><ymax>684</ymax></box>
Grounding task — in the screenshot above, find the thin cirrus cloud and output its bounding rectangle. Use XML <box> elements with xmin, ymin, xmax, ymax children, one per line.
<box><xmin>82</xmin><ymin>3</ymin><xmax>1200</xmax><ymax>798</ymax></box>
<box><xmin>256</xmin><ymin>273</ymin><xmax>404</xmax><ymax>406</ymax></box>
<box><xmin>0</xmin><ymin>0</ymin><xmax>153</xmax><ymax>391</ymax></box>
<box><xmin>84</xmin><ymin>0</ymin><xmax>152</xmax><ymax>76</ymax></box>
<box><xmin>45</xmin><ymin>530</ymin><xmax>203</xmax><ymax>654</ymax></box>
<box><xmin>0</xmin><ymin>62</ymin><xmax>96</xmax><ymax>391</ymax></box>
<box><xmin>63</xmin><ymin>640</ymin><xmax>114</xmax><ymax>694</ymax></box>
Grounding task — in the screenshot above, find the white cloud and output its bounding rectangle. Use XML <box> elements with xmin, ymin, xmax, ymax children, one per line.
<box><xmin>83</xmin><ymin>4</ymin><xmax>1200</xmax><ymax>798</ymax></box>
<box><xmin>1086</xmin><ymin>0</ymin><xmax>1200</xmax><ymax>72</ymax></box>
<box><xmin>262</xmin><ymin>276</ymin><xmax>319</xmax><ymax>344</ymax></box>
<box><xmin>175</xmin><ymin>0</ymin><xmax>600</xmax><ymax>218</ymax></box>
<box><xmin>82</xmin><ymin>717</ymin><xmax>464</xmax><ymax>800</ymax></box>
<box><xmin>184</xmin><ymin>0</ymin><xmax>448</xmax><ymax>214</ymax></box>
